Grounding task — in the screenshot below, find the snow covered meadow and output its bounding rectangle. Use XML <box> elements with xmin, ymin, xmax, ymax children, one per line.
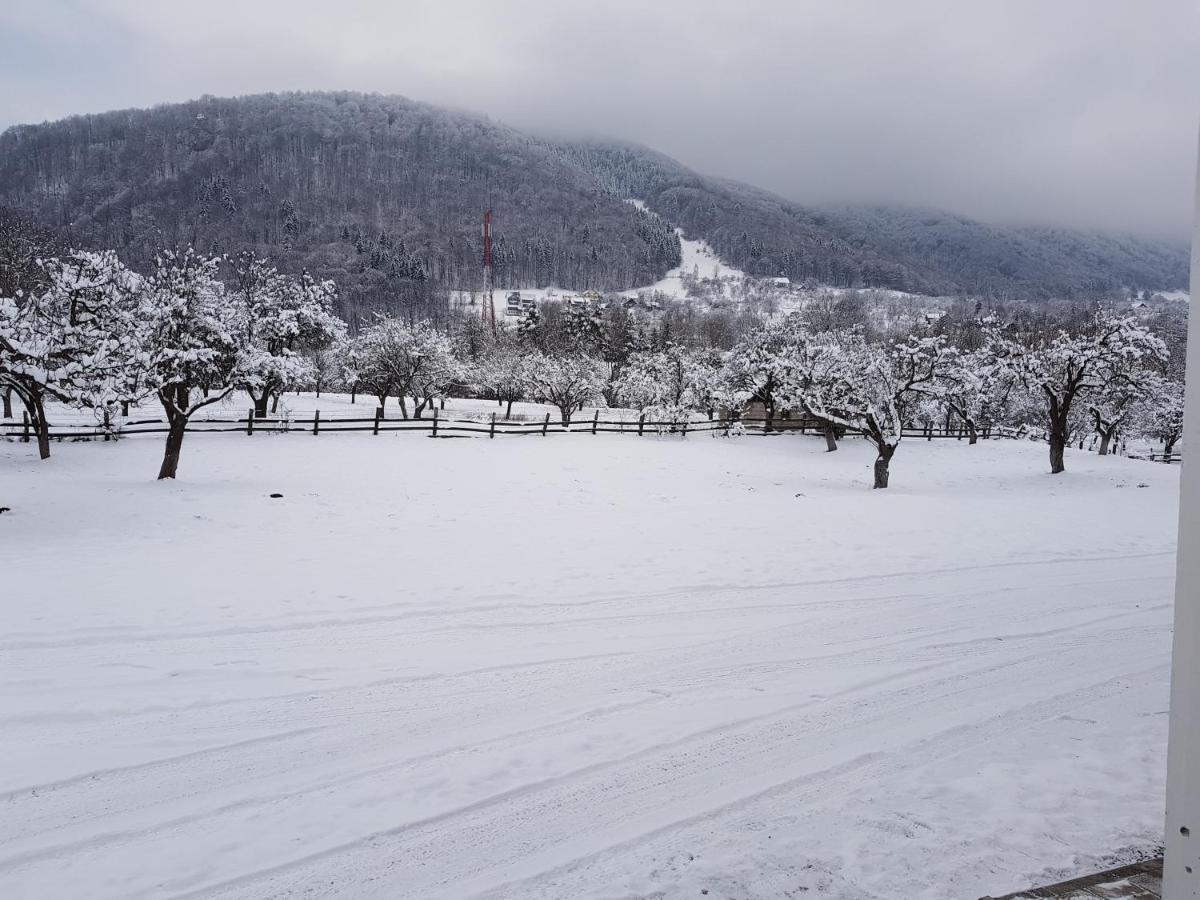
<box><xmin>0</xmin><ymin>430</ymin><xmax>1178</xmax><ymax>899</ymax></box>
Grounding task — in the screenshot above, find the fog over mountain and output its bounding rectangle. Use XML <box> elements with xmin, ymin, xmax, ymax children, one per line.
<box><xmin>1</xmin><ymin>0</ymin><xmax>1196</xmax><ymax>242</ymax></box>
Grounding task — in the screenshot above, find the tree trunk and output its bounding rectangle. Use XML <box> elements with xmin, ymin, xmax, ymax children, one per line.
<box><xmin>822</xmin><ymin>421</ymin><xmax>838</xmax><ymax>452</ymax></box>
<box><xmin>1166</xmin><ymin>437</ymin><xmax>1179</xmax><ymax>456</ymax></box>
<box><xmin>560</xmin><ymin>408</ymin><xmax>572</xmax><ymax>427</ymax></box>
<box><xmin>270</xmin><ymin>392</ymin><xmax>280</xmax><ymax>414</ymax></box>
<box><xmin>1049</xmin><ymin>428</ymin><xmax>1067</xmax><ymax>474</ymax></box>
<box><xmin>967</xmin><ymin>421</ymin><xmax>978</xmax><ymax>445</ymax></box>
<box><xmin>157</xmin><ymin>415</ymin><xmax>187</xmax><ymax>480</ymax></box>
<box><xmin>350</xmin><ymin>385</ymin><xmax>357</xmax><ymax>404</ymax></box>
<box><xmin>2</xmin><ymin>387</ymin><xmax>12</xmax><ymax>419</ymax></box>
<box><xmin>398</xmin><ymin>395</ymin><xmax>409</xmax><ymax>420</ymax></box>
<box><xmin>29</xmin><ymin>392</ymin><xmax>50</xmax><ymax>460</ymax></box>
<box><xmin>253</xmin><ymin>391</ymin><xmax>269</xmax><ymax>418</ymax></box>
<box><xmin>1098</xmin><ymin>429</ymin><xmax>1113</xmax><ymax>456</ymax></box>
<box><xmin>156</xmin><ymin>384</ymin><xmax>192</xmax><ymax>480</ymax></box>
<box><xmin>873</xmin><ymin>443</ymin><xmax>896</xmax><ymax>490</ymax></box>
<box><xmin>506</xmin><ymin>398</ymin><xmax>515</xmax><ymax>419</ymax></box>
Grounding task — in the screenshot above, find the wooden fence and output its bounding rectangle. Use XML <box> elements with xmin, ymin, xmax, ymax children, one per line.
<box><xmin>0</xmin><ymin>407</ymin><xmax>999</xmax><ymax>443</ymax></box>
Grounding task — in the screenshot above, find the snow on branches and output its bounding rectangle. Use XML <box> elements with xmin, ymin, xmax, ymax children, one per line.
<box><xmin>0</xmin><ymin>250</ymin><xmax>143</xmax><ymax>458</ymax></box>
<box><xmin>613</xmin><ymin>345</ymin><xmax>722</xmax><ymax>429</ymax></box>
<box><xmin>990</xmin><ymin>314</ymin><xmax>1167</xmax><ymax>473</ymax></box>
<box><xmin>232</xmin><ymin>253</ymin><xmax>345</xmax><ymax>417</ymax></box>
<box><xmin>348</xmin><ymin>318</ymin><xmax>457</xmax><ymax>418</ymax></box>
<box><xmin>523</xmin><ymin>353</ymin><xmax>608</xmax><ymax>427</ymax></box>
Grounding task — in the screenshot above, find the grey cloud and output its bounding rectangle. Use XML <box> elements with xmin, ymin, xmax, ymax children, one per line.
<box><xmin>1</xmin><ymin>0</ymin><xmax>1195</xmax><ymax>240</ymax></box>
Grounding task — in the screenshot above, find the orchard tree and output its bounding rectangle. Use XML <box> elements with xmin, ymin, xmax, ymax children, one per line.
<box><xmin>1135</xmin><ymin>374</ymin><xmax>1185</xmax><ymax>456</ymax></box>
<box><xmin>233</xmin><ymin>254</ymin><xmax>345</xmax><ymax>417</ymax></box>
<box><xmin>0</xmin><ymin>250</ymin><xmax>144</xmax><ymax>459</ymax></box>
<box><xmin>353</xmin><ymin>318</ymin><xmax>455</xmax><ymax>417</ymax></box>
<box><xmin>722</xmin><ymin>314</ymin><xmax>806</xmax><ymax>427</ymax></box>
<box><xmin>304</xmin><ymin>347</ymin><xmax>338</xmax><ymax>398</ymax></box>
<box><xmin>335</xmin><ymin>335</ymin><xmax>364</xmax><ymax>403</ymax></box>
<box><xmin>474</xmin><ymin>339</ymin><xmax>529</xmax><ymax>419</ymax></box>
<box><xmin>139</xmin><ymin>249</ymin><xmax>254</xmax><ymax>480</ymax></box>
<box><xmin>920</xmin><ymin>346</ymin><xmax>1013</xmax><ymax>445</ymax></box>
<box><xmin>783</xmin><ymin>331</ymin><xmax>949</xmax><ymax>488</ymax></box>
<box><xmin>524</xmin><ymin>352</ymin><xmax>607</xmax><ymax>426</ymax></box>
<box><xmin>614</xmin><ymin>345</ymin><xmax>718</xmax><ymax>428</ymax></box>
<box><xmin>992</xmin><ymin>314</ymin><xmax>1167</xmax><ymax>473</ymax></box>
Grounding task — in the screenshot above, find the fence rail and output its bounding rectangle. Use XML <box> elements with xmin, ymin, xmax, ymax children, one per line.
<box><xmin>2</xmin><ymin>408</ymin><xmax>996</xmax><ymax>441</ymax></box>
<box><xmin>0</xmin><ymin>409</ymin><xmax>1178</xmax><ymax>463</ymax></box>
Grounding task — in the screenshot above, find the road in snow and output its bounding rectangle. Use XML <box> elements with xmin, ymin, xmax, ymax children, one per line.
<box><xmin>0</xmin><ymin>433</ymin><xmax>1178</xmax><ymax>899</ymax></box>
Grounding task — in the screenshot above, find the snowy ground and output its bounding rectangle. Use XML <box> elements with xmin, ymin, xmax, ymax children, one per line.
<box><xmin>0</xmin><ymin>433</ymin><xmax>1178</xmax><ymax>899</ymax></box>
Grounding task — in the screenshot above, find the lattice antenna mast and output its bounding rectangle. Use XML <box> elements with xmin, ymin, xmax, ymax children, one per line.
<box><xmin>482</xmin><ymin>208</ymin><xmax>496</xmax><ymax>334</ymax></box>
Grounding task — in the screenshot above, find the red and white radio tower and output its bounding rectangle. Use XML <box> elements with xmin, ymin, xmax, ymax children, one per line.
<box><xmin>482</xmin><ymin>209</ymin><xmax>496</xmax><ymax>334</ymax></box>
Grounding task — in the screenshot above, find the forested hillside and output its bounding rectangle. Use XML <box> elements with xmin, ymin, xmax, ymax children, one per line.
<box><xmin>0</xmin><ymin>92</ymin><xmax>681</xmax><ymax>319</ymax></box>
<box><xmin>0</xmin><ymin>91</ymin><xmax>1187</xmax><ymax>312</ymax></box>
<box><xmin>555</xmin><ymin>140</ymin><xmax>1189</xmax><ymax>300</ymax></box>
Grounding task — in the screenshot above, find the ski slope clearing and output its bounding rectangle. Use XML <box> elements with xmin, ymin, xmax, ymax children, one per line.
<box><xmin>0</xmin><ymin>435</ymin><xmax>1178</xmax><ymax>899</ymax></box>
<box><xmin>627</xmin><ymin>199</ymin><xmax>746</xmax><ymax>300</ymax></box>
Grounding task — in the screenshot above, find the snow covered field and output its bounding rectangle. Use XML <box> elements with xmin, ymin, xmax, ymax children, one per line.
<box><xmin>0</xmin><ymin>433</ymin><xmax>1179</xmax><ymax>899</ymax></box>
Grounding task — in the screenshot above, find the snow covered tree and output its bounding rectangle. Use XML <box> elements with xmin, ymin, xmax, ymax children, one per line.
<box><xmin>334</xmin><ymin>335</ymin><xmax>364</xmax><ymax>403</ymax></box>
<box><xmin>613</xmin><ymin>345</ymin><xmax>718</xmax><ymax>428</ymax></box>
<box><xmin>721</xmin><ymin>315</ymin><xmax>806</xmax><ymax>427</ymax></box>
<box><xmin>353</xmin><ymin>318</ymin><xmax>455</xmax><ymax>417</ymax></box>
<box><xmin>907</xmin><ymin>343</ymin><xmax>1013</xmax><ymax>445</ymax></box>
<box><xmin>781</xmin><ymin>331</ymin><xmax>948</xmax><ymax>488</ymax></box>
<box><xmin>232</xmin><ymin>254</ymin><xmax>345</xmax><ymax>417</ymax></box>
<box><xmin>991</xmin><ymin>314</ymin><xmax>1167</xmax><ymax>473</ymax></box>
<box><xmin>138</xmin><ymin>249</ymin><xmax>255</xmax><ymax>480</ymax></box>
<box><xmin>0</xmin><ymin>250</ymin><xmax>144</xmax><ymax>459</ymax></box>
<box><xmin>523</xmin><ymin>352</ymin><xmax>607</xmax><ymax>426</ymax></box>
<box><xmin>304</xmin><ymin>347</ymin><xmax>338</xmax><ymax>398</ymax></box>
<box><xmin>473</xmin><ymin>338</ymin><xmax>529</xmax><ymax>419</ymax></box>
<box><xmin>1134</xmin><ymin>374</ymin><xmax>1185</xmax><ymax>456</ymax></box>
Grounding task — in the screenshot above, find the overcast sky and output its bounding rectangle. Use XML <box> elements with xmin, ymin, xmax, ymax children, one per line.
<box><xmin>1</xmin><ymin>0</ymin><xmax>1196</xmax><ymax>241</ymax></box>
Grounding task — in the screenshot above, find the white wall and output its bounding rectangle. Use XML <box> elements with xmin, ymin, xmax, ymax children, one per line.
<box><xmin>1164</xmin><ymin>128</ymin><xmax>1200</xmax><ymax>899</ymax></box>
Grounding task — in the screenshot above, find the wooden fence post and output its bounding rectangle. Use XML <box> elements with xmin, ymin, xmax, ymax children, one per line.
<box><xmin>681</xmin><ymin>417</ymin><xmax>689</xmax><ymax>438</ymax></box>
<box><xmin>592</xmin><ymin>410</ymin><xmax>599</xmax><ymax>435</ymax></box>
<box><xmin>373</xmin><ymin>407</ymin><xmax>382</xmax><ymax>435</ymax></box>
<box><xmin>638</xmin><ymin>412</ymin><xmax>646</xmax><ymax>436</ymax></box>
<box><xmin>247</xmin><ymin>409</ymin><xmax>254</xmax><ymax>436</ymax></box>
<box><xmin>542</xmin><ymin>412</ymin><xmax>550</xmax><ymax>436</ymax></box>
<box><xmin>489</xmin><ymin>412</ymin><xmax>496</xmax><ymax>438</ymax></box>
<box><xmin>312</xmin><ymin>409</ymin><xmax>320</xmax><ymax>436</ymax></box>
<box><xmin>22</xmin><ymin>411</ymin><xmax>30</xmax><ymax>443</ymax></box>
<box><xmin>432</xmin><ymin>407</ymin><xmax>439</xmax><ymax>438</ymax></box>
